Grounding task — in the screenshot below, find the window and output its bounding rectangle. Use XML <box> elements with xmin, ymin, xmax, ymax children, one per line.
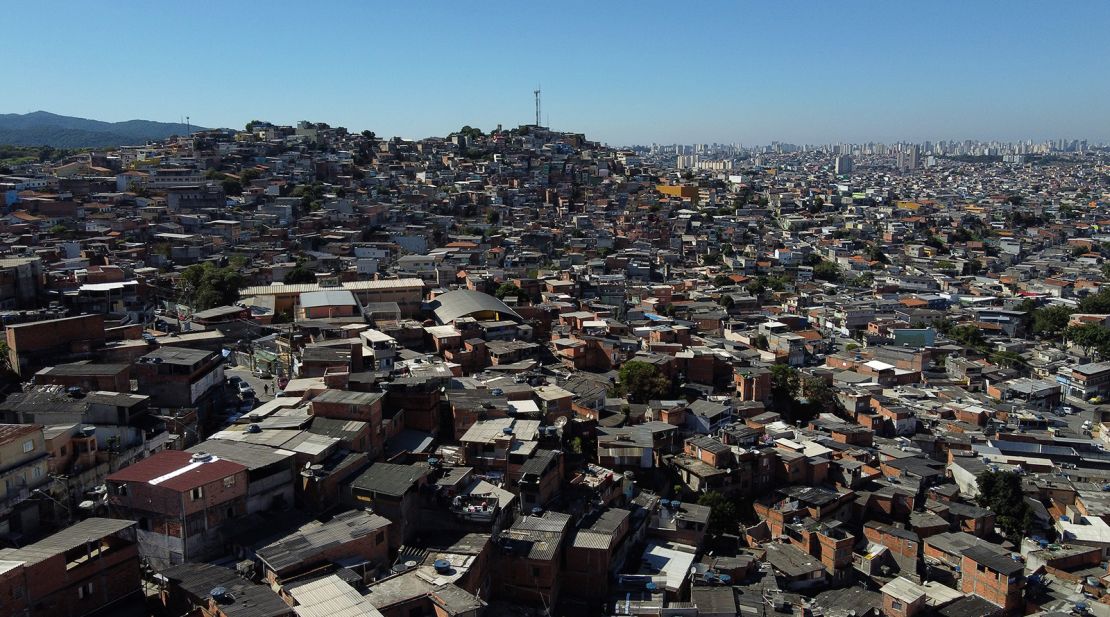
<box><xmin>60</xmin><ymin>446</ymin><xmax>67</xmax><ymax>456</ymax></box>
<box><xmin>891</xmin><ymin>601</ymin><xmax>903</xmax><ymax>610</ymax></box>
<box><xmin>115</xmin><ymin>483</ymin><xmax>128</xmax><ymax>497</ymax></box>
<box><xmin>31</xmin><ymin>466</ymin><xmax>43</xmax><ymax>480</ymax></box>
<box><xmin>376</xmin><ymin>532</ymin><xmax>385</xmax><ymax>545</ymax></box>
<box><xmin>77</xmin><ymin>582</ymin><xmax>94</xmax><ymax>599</ymax></box>
<box><xmin>223</xmin><ymin>476</ymin><xmax>235</xmax><ymax>488</ymax></box>
<box><xmin>190</xmin><ymin>487</ymin><xmax>203</xmax><ymax>500</ymax></box>
<box><xmin>22</xmin><ymin>440</ymin><xmax>34</xmax><ymax>453</ymax></box>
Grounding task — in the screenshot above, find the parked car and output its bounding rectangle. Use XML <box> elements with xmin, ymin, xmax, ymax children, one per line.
<box><xmin>237</xmin><ymin>381</ymin><xmax>253</xmax><ymax>395</ymax></box>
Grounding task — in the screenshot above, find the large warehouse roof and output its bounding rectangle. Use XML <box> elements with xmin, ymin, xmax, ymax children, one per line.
<box><xmin>240</xmin><ymin>278</ymin><xmax>424</xmax><ymax>297</ymax></box>
<box><xmin>429</xmin><ymin>289</ymin><xmax>522</xmax><ymax>324</ymax></box>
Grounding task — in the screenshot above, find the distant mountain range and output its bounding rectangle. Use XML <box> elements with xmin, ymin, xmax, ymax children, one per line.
<box><xmin>0</xmin><ymin>111</ymin><xmax>206</xmax><ymax>148</ymax></box>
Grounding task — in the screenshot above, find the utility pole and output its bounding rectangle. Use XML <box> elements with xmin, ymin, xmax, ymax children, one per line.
<box><xmin>534</xmin><ymin>87</ymin><xmax>541</xmax><ymax>127</ymax></box>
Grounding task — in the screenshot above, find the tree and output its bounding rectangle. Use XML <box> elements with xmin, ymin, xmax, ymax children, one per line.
<box><xmin>221</xmin><ymin>179</ymin><xmax>243</xmax><ymax>196</ymax></box>
<box><xmin>713</xmin><ymin>274</ymin><xmax>734</xmax><ymax>288</ymax></box>
<box><xmin>813</xmin><ymin>261</ymin><xmax>841</xmax><ymax>283</ymax></box>
<box><xmin>1065</xmin><ymin>323</ymin><xmax>1110</xmax><ymax>359</ymax></box>
<box><xmin>459</xmin><ymin>125</ymin><xmax>484</xmax><ymax>140</ymax></box>
<box><xmin>925</xmin><ymin>236</ymin><xmax>948</xmax><ymax>253</ymax></box>
<box><xmin>990</xmin><ymin>350</ymin><xmax>1027</xmax><ymax>370</ymax></box>
<box><xmin>963</xmin><ymin>259</ymin><xmax>984</xmax><ymax>276</ymax></box>
<box><xmin>753</xmin><ymin>334</ymin><xmax>769</xmax><ymax>351</ymax></box>
<box><xmin>240</xmin><ymin>168</ymin><xmax>261</xmax><ymax>185</ymax></box>
<box><xmin>0</xmin><ymin>341</ymin><xmax>13</xmax><ymax>375</ymax></box>
<box><xmin>1031</xmin><ymin>305</ymin><xmax>1073</xmax><ymax>338</ymax></box>
<box><xmin>618</xmin><ymin>361</ymin><xmax>671</xmax><ymax>404</ymax></box>
<box><xmin>948</xmin><ymin>323</ymin><xmax>988</xmax><ymax>352</ymax></box>
<box><xmin>865</xmin><ymin>244</ymin><xmax>889</xmax><ymax>264</ymax></box>
<box><xmin>697</xmin><ymin>491</ymin><xmax>738</xmax><ymax>535</ymax></box>
<box><xmin>977</xmin><ymin>470</ymin><xmax>1033</xmax><ymax>544</ymax></box>
<box><xmin>494</xmin><ymin>282</ymin><xmax>521</xmax><ymax>300</ymax></box>
<box><xmin>284</xmin><ymin>264</ymin><xmax>316</xmax><ymax>284</ymax></box>
<box><xmin>1079</xmin><ymin>288</ymin><xmax>1110</xmax><ymax>314</ymax></box>
<box><xmin>746</xmin><ymin>279</ymin><xmax>766</xmax><ymax>297</ymax></box>
<box><xmin>769</xmin><ymin>364</ymin><xmax>800</xmax><ymax>414</ymax></box>
<box><xmin>245</xmin><ymin>120</ymin><xmax>264</xmax><ymax>132</ymax></box>
<box><xmin>178</xmin><ymin>263</ymin><xmax>244</xmax><ymax>310</ymax></box>
<box><xmin>800</xmin><ymin>377</ymin><xmax>836</xmax><ymax>414</ymax></box>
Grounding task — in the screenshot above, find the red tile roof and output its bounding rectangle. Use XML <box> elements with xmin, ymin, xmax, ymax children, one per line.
<box><xmin>108</xmin><ymin>450</ymin><xmax>245</xmax><ymax>492</ymax></box>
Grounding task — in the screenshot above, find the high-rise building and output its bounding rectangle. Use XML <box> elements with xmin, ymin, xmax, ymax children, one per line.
<box><xmin>834</xmin><ymin>155</ymin><xmax>853</xmax><ymax>175</ymax></box>
<box><xmin>897</xmin><ymin>146</ymin><xmax>919</xmax><ymax>172</ymax></box>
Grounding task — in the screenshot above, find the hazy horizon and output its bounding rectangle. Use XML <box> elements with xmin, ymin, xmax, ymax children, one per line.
<box><xmin>6</xmin><ymin>1</ymin><xmax>1109</xmax><ymax>145</ymax></box>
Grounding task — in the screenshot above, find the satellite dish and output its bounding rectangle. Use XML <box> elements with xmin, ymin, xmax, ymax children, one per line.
<box><xmin>554</xmin><ymin>416</ymin><xmax>568</xmax><ymax>428</ymax></box>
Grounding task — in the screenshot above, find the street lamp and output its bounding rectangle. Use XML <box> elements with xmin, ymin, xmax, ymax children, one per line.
<box><xmin>32</xmin><ymin>488</ymin><xmax>72</xmax><ymax>525</ymax></box>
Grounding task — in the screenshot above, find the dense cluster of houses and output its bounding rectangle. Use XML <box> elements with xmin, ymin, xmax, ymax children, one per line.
<box><xmin>0</xmin><ymin>122</ymin><xmax>1108</xmax><ymax>617</ymax></box>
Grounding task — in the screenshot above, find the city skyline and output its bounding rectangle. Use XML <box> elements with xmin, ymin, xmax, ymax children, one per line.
<box><xmin>5</xmin><ymin>1</ymin><xmax>1109</xmax><ymax>145</ymax></box>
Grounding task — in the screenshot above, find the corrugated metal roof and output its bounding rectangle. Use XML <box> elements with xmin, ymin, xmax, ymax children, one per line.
<box><xmin>300</xmin><ymin>290</ymin><xmax>358</xmax><ymax>308</ymax></box>
<box><xmin>571</xmin><ymin>530</ymin><xmax>612</xmax><ymax>550</ymax></box>
<box><xmin>351</xmin><ymin>462</ymin><xmax>432</xmax><ymax>497</ymax></box>
<box><xmin>258</xmin><ymin>510</ymin><xmax>390</xmax><ymax>574</ymax></box>
<box><xmin>428</xmin><ymin>289</ymin><xmax>521</xmax><ymax>324</ymax></box>
<box><xmin>187</xmin><ymin>440</ymin><xmax>295</xmax><ymax>470</ymax></box>
<box><xmin>241</xmin><ymin>278</ymin><xmax>424</xmax><ymax>296</ymax></box>
<box><xmin>288</xmin><ymin>574</ymin><xmax>385</xmax><ymax>617</ymax></box>
<box><xmin>0</xmin><ymin>518</ymin><xmax>135</xmax><ymax>566</ymax></box>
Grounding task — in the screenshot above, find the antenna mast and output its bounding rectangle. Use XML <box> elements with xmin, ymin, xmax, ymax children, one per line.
<box><xmin>534</xmin><ymin>87</ymin><xmax>541</xmax><ymax>127</ymax></box>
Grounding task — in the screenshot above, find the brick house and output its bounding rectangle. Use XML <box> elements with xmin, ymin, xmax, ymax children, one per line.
<box><xmin>880</xmin><ymin>577</ymin><xmax>927</xmax><ymax>617</ymax></box>
<box><xmin>5</xmin><ymin>314</ymin><xmax>106</xmax><ymax>378</ymax></box>
<box><xmin>346</xmin><ymin>462</ymin><xmax>431</xmax><ymax>550</ymax></box>
<box><xmin>494</xmin><ymin>511</ymin><xmax>572</xmax><ymax>607</ymax></box>
<box><xmin>959</xmin><ymin>545</ymin><xmax>1025</xmax><ymax>613</ymax></box>
<box><xmin>309</xmin><ymin>389</ymin><xmax>386</xmax><ymax>457</ymax></box>
<box><xmin>106</xmin><ymin>450</ymin><xmax>249</xmax><ymax>567</ymax></box>
<box><xmin>0</xmin><ymin>518</ymin><xmax>141</xmax><ymax>617</ymax></box>
<box><xmin>257</xmin><ymin>509</ymin><xmax>390</xmax><ymax>584</ymax></box>
<box><xmin>864</xmin><ymin>521</ymin><xmax>921</xmax><ymax>574</ymax></box>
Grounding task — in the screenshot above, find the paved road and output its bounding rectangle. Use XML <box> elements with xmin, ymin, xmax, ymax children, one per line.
<box><xmin>225</xmin><ymin>366</ymin><xmax>276</xmax><ymax>406</ymax></box>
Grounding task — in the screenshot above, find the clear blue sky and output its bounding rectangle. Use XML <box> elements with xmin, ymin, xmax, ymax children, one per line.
<box><xmin>5</xmin><ymin>1</ymin><xmax>1108</xmax><ymax>145</ymax></box>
